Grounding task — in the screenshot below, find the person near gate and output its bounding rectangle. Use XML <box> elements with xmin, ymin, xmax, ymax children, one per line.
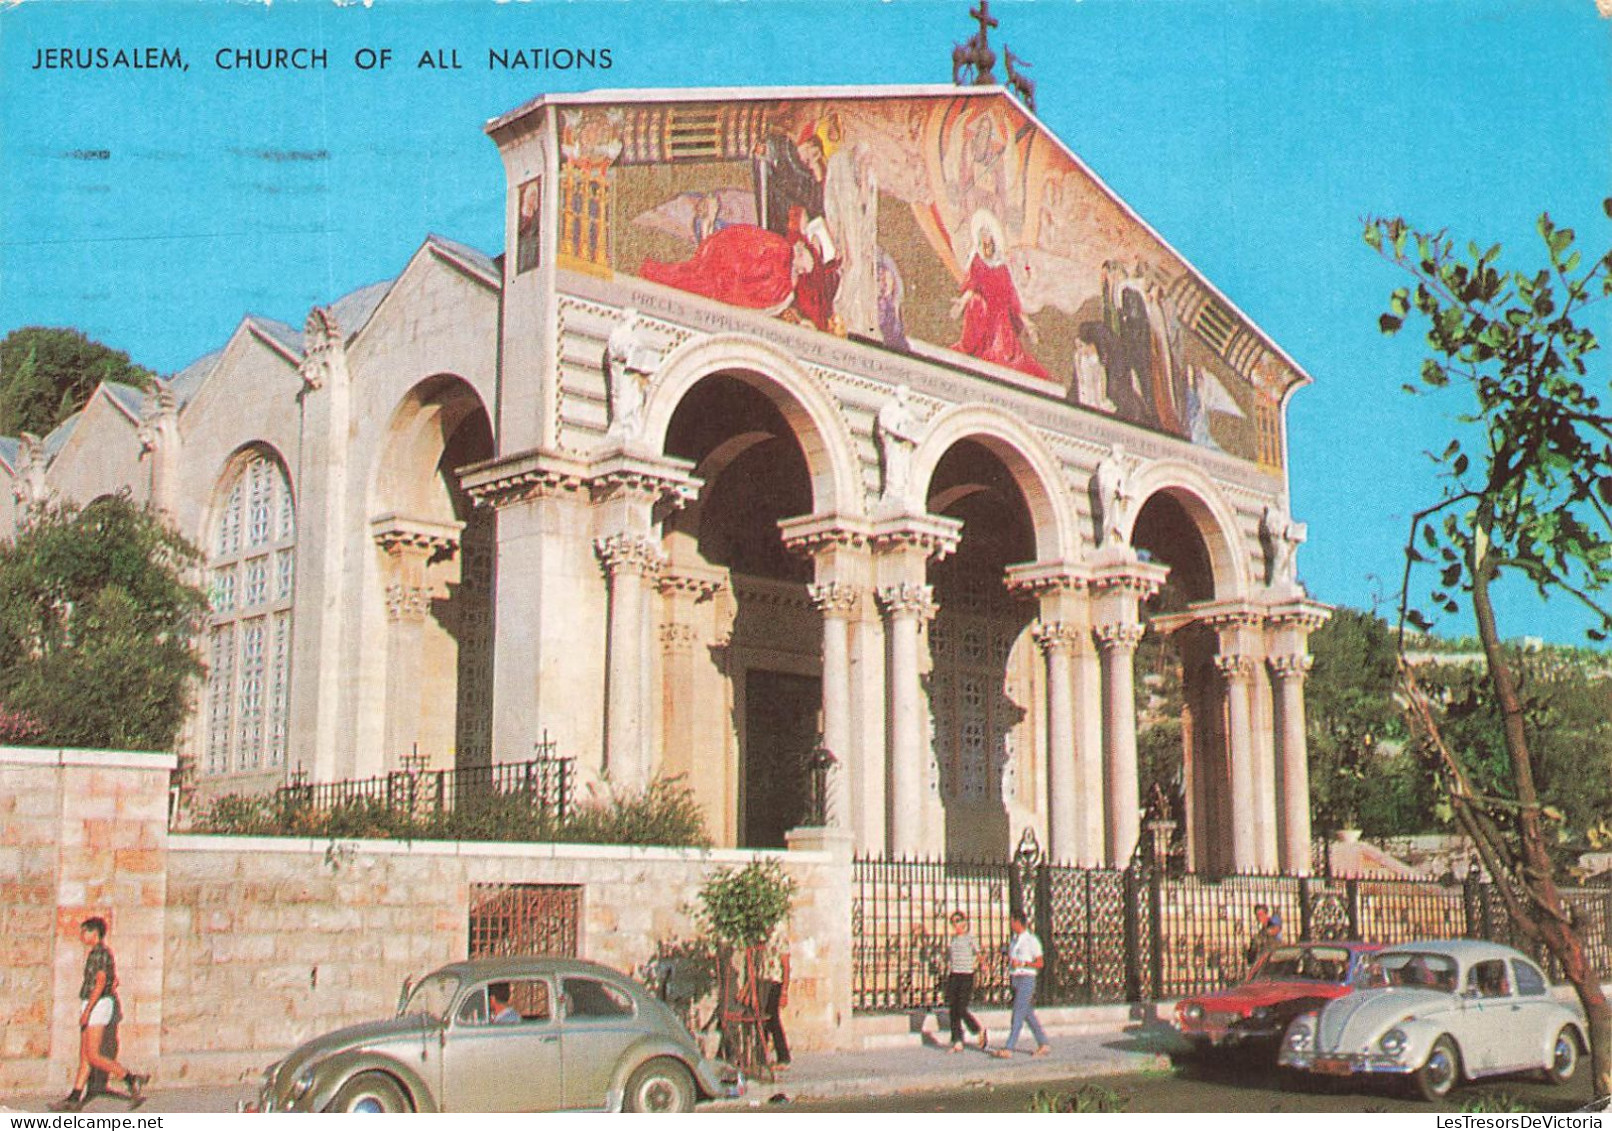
<box><xmin>991</xmin><ymin>913</ymin><xmax>1051</xmax><ymax>1059</ymax></box>
<box><xmin>945</xmin><ymin>911</ymin><xmax>988</xmax><ymax>1052</ymax></box>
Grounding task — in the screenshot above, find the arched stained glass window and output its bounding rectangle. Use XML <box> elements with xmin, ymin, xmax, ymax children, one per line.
<box><xmin>204</xmin><ymin>450</ymin><xmax>296</xmax><ymax>777</ymax></box>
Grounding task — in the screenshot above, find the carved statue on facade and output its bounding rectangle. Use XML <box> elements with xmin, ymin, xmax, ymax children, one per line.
<box><xmin>875</xmin><ymin>384</ymin><xmax>923</xmax><ymax>505</ymax></box>
<box><xmin>1093</xmin><ymin>444</ymin><xmax>1134</xmax><ymax>548</ymax></box>
<box><xmin>300</xmin><ymin>306</ymin><xmax>345</xmax><ymax>393</ymax></box>
<box><xmin>136</xmin><ymin>380</ymin><xmax>177</xmax><ymax>456</ymax></box>
<box><xmin>13</xmin><ymin>432</ymin><xmax>46</xmax><ymax>510</ymax></box>
<box><xmin>1259</xmin><ymin>504</ymin><xmax>1307</xmax><ymax>589</ymax></box>
<box><xmin>1003</xmin><ymin>47</ymin><xmax>1036</xmax><ymax>112</ymax></box>
<box><xmin>604</xmin><ymin>308</ymin><xmax>661</xmax><ymax>440</ymax></box>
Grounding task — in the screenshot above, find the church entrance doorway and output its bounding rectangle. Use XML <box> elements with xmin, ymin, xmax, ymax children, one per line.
<box><xmin>741</xmin><ymin>669</ymin><xmax>822</xmax><ymax>849</ymax></box>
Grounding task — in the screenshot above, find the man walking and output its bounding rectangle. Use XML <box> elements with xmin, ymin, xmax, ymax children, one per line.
<box><xmin>991</xmin><ymin>913</ymin><xmax>1050</xmax><ymax>1059</ymax></box>
<box><xmin>944</xmin><ymin>911</ymin><xmax>988</xmax><ymax>1052</ymax></box>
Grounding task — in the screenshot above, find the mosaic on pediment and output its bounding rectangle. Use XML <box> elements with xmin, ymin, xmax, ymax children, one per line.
<box><xmin>554</xmin><ymin>94</ymin><xmax>1300</xmax><ymax>471</ymax></box>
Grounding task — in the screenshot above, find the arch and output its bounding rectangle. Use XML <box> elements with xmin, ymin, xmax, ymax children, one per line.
<box><xmin>1121</xmin><ymin>458</ymin><xmax>1250</xmax><ymax>599</ymax></box>
<box><xmin>370</xmin><ymin>373</ymin><xmax>492</xmax><ymax>521</ymax></box>
<box><xmin>907</xmin><ymin>403</ymin><xmax>1078</xmax><ymax>563</ymax></box>
<box><xmin>640</xmin><ymin>334</ymin><xmax>863</xmax><ymax>520</ymax></box>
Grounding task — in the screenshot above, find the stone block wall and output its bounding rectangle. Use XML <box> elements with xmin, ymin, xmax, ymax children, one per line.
<box><xmin>2</xmin><ymin>746</ymin><xmax>853</xmax><ymax>1093</ymax></box>
<box><xmin>162</xmin><ymin>833</ymin><xmax>851</xmax><ymax>1086</ymax></box>
<box><xmin>0</xmin><ymin>747</ymin><xmax>175</xmax><ymax>1094</ymax></box>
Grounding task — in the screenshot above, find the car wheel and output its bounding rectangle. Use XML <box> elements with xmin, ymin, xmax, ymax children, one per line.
<box><xmin>623</xmin><ymin>1057</ymin><xmax>696</xmax><ymax>1113</ymax></box>
<box><xmin>1549</xmin><ymin>1026</ymin><xmax>1580</xmax><ymax>1085</ymax></box>
<box><xmin>1413</xmin><ymin>1036</ymin><xmax>1460</xmax><ymax>1103</ymax></box>
<box><xmin>328</xmin><ymin>1072</ymin><xmax>410</xmax><ymax>1113</ymax></box>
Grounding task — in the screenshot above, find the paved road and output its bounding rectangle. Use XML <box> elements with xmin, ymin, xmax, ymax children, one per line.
<box><xmin>775</xmin><ymin>1062</ymin><xmax>1597</xmax><ymax>1113</ymax></box>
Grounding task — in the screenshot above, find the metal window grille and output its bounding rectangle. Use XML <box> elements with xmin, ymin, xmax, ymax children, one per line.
<box><xmin>469</xmin><ymin>883</ymin><xmax>582</xmax><ymax>959</ymax></box>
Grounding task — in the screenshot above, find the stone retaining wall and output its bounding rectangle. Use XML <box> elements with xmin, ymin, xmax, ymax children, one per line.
<box><xmin>0</xmin><ymin>747</ymin><xmax>852</xmax><ymax>1093</ymax></box>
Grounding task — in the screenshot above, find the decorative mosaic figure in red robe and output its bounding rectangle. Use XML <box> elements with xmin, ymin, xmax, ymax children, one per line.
<box><xmin>949</xmin><ymin>210</ymin><xmax>1048</xmax><ymax>379</ymax></box>
<box><xmin>641</xmin><ymin>207</ymin><xmax>840</xmax><ymax>332</ymax></box>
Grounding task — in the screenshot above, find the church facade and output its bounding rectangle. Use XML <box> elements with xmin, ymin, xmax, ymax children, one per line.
<box><xmin>1</xmin><ymin>85</ymin><xmax>1329</xmax><ymax>872</ymax></box>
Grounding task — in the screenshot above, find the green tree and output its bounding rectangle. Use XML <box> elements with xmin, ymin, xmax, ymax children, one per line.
<box><xmin>1365</xmin><ymin>199</ymin><xmax>1612</xmax><ymax>1096</ymax></box>
<box><xmin>1416</xmin><ymin>652</ymin><xmax>1612</xmax><ymax>854</ymax></box>
<box><xmin>0</xmin><ymin>327</ymin><xmax>155</xmax><ymax>437</ymax></box>
<box><xmin>1305</xmin><ymin>607</ymin><xmax>1429</xmax><ymax>836</ymax></box>
<box><xmin>0</xmin><ymin>492</ymin><xmax>209</xmax><ymax>750</ymax></box>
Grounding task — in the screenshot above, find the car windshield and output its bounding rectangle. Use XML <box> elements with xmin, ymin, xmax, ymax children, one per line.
<box><xmin>1363</xmin><ymin>951</ymin><xmax>1458</xmax><ymax>991</ymax></box>
<box><xmin>401</xmin><ymin>972</ymin><xmax>461</xmax><ymax>1021</ymax></box>
<box><xmin>1251</xmin><ymin>945</ymin><xmax>1351</xmax><ymax>982</ymax></box>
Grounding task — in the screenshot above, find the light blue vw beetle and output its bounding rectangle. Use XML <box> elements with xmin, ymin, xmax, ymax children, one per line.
<box><xmin>254</xmin><ymin>957</ymin><xmax>739</xmax><ymax>1113</ymax></box>
<box><xmin>1279</xmin><ymin>939</ymin><xmax>1586</xmax><ymax>1101</ymax></box>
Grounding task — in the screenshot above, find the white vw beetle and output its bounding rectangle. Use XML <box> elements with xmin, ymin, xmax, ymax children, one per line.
<box><xmin>1278</xmin><ymin>939</ymin><xmax>1585</xmax><ymax>1101</ymax></box>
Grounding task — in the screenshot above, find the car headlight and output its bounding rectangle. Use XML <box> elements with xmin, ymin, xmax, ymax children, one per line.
<box><xmin>1379</xmin><ymin>1028</ymin><xmax>1407</xmax><ymax>1057</ymax></box>
<box><xmin>1251</xmin><ymin>1006</ymin><xmax>1270</xmax><ymax>1020</ymax></box>
<box><xmin>288</xmin><ymin>1068</ymin><xmax>316</xmax><ymax>1103</ymax></box>
<box><xmin>1180</xmin><ymin>1003</ymin><xmax>1204</xmax><ymax>1022</ymax></box>
<box><xmin>1284</xmin><ymin>1012</ymin><xmax>1316</xmax><ymax>1052</ymax></box>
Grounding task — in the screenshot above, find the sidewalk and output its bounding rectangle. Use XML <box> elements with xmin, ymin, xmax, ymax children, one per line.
<box><xmin>719</xmin><ymin>1013</ymin><xmax>1180</xmax><ymax>1106</ymax></box>
<box><xmin>0</xmin><ymin>1020</ymin><xmax>1180</xmax><ymax>1113</ymax></box>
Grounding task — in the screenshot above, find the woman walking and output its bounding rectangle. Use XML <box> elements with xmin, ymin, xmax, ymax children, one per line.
<box><xmin>56</xmin><ymin>918</ymin><xmax>147</xmax><ymax>1110</ymax></box>
<box><xmin>991</xmin><ymin>913</ymin><xmax>1051</xmax><ymax>1059</ymax></box>
<box><xmin>944</xmin><ymin>912</ymin><xmax>988</xmax><ymax>1052</ymax></box>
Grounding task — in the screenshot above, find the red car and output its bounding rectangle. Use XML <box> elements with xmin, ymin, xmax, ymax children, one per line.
<box><xmin>1173</xmin><ymin>941</ymin><xmax>1382</xmax><ymax>1061</ymax></box>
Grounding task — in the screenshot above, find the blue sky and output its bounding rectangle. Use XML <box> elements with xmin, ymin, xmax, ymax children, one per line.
<box><xmin>2</xmin><ymin>0</ymin><xmax>1608</xmax><ymax>643</ymax></box>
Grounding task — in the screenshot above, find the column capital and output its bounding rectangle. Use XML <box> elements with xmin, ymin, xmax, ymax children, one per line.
<box><xmin>877</xmin><ymin>582</ymin><xmax>937</xmax><ymax>621</ymax></box>
<box><xmin>587</xmin><ymin>450</ymin><xmax>701</xmax><ymax>512</ymax></box>
<box><xmin>868</xmin><ymin>514</ymin><xmax>963</xmax><ymax>563</ymax></box>
<box><xmin>808</xmin><ymin>581</ymin><xmax>863</xmax><ymax>617</ymax></box>
<box><xmin>1093</xmin><ymin>621</ymin><xmax>1146</xmax><ymax>653</ymax></box>
<box><xmin>778</xmin><ymin>512</ymin><xmax>873</xmax><ymax>555</ymax></box>
<box><xmin>384</xmin><ymin>583</ymin><xmax>432</xmax><ymax>622</ymax></box>
<box><xmin>658</xmin><ymin>623</ymin><xmax>697</xmax><ymax>654</ymax></box>
<box><xmin>371</xmin><ymin>514</ymin><xmax>464</xmax><ymax>559</ymax></box>
<box><xmin>461</xmin><ymin>448</ymin><xmax>589</xmax><ymax>509</ymax></box>
<box><xmin>595</xmin><ymin>532</ymin><xmax>667</xmax><ymax>577</ymax></box>
<box><xmin>1268</xmin><ymin>653</ymin><xmax>1315</xmax><ymax>680</ymax></box>
<box><xmin>1214</xmin><ymin>653</ymin><xmax>1260</xmax><ymax>682</ymax></box>
<box><xmin>1032</xmin><ymin>621</ymin><xmax>1082</xmax><ymax>653</ymax></box>
<box><xmin>657</xmin><ymin>566</ymin><xmax>728</xmax><ymax>601</ymax></box>
<box><xmin>1088</xmin><ymin>559</ymin><xmax>1169</xmax><ymax>600</ymax></box>
<box><xmin>1264</xmin><ymin>597</ymin><xmax>1334</xmax><ymax>633</ymax></box>
<box><xmin>1004</xmin><ymin>559</ymin><xmax>1091</xmax><ymax>597</ymax></box>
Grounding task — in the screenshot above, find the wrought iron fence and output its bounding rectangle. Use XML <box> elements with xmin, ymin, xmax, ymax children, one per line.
<box><xmin>853</xmin><ymin>835</ymin><xmax>1612</xmax><ymax>1012</ymax></box>
<box><xmin>277</xmin><ymin>755</ymin><xmax>574</xmax><ymax>825</ymax></box>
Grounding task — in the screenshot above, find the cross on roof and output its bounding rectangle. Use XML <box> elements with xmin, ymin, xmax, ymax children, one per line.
<box><xmin>970</xmin><ymin>1</ymin><xmax>999</xmax><ymax>41</ymax></box>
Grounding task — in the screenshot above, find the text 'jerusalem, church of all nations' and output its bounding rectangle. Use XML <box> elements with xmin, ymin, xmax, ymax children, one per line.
<box><xmin>0</xmin><ymin>24</ymin><xmax>1332</xmax><ymax>875</ymax></box>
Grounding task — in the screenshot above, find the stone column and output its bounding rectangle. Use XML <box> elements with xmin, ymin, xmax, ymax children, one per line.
<box><xmin>596</xmin><ymin>532</ymin><xmax>666</xmax><ymax>790</ymax></box>
<box><xmin>1006</xmin><ymin>562</ymin><xmax>1100</xmax><ymax>866</ymax></box>
<box><xmin>372</xmin><ymin>518</ymin><xmax>461</xmax><ymax>771</ymax></box>
<box><xmin>297</xmin><ymin>307</ymin><xmax>354</xmax><ymax>782</ymax></box>
<box><xmin>869</xmin><ymin>515</ymin><xmax>959</xmax><ymax>857</ymax></box>
<box><xmin>1088</xmin><ymin>560</ymin><xmax>1165</xmax><ymax>866</ymax></box>
<box><xmin>1033</xmin><ymin>622</ymin><xmax>1080</xmax><ymax>864</ymax></box>
<box><xmin>463</xmin><ymin>454</ymin><xmax>591</xmax><ymax>773</ymax></box>
<box><xmin>1271</xmin><ymin>653</ymin><xmax>1316</xmax><ymax>874</ymax></box>
<box><xmin>1215</xmin><ymin>652</ymin><xmax>1260</xmax><ymax>873</ymax></box>
<box><xmin>1095</xmin><ymin>621</ymin><xmax>1146</xmax><ymax>865</ymax></box>
<box><xmin>808</xmin><ymin>582</ymin><xmax>860</xmax><ymax>829</ymax></box>
<box><xmin>878</xmin><ymin>581</ymin><xmax>936</xmax><ymax>856</ymax></box>
<box><xmin>656</xmin><ymin>567</ymin><xmax>727</xmax><ymax>825</ymax></box>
